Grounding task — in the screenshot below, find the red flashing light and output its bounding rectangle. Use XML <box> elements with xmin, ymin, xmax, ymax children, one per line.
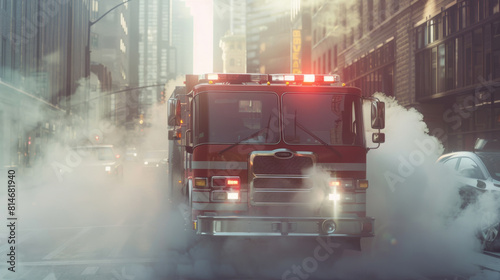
<box><xmin>115</xmin><ymin>154</ymin><xmax>121</xmax><ymax>159</ymax></box>
<box><xmin>95</xmin><ymin>135</ymin><xmax>100</xmax><ymax>141</ymax></box>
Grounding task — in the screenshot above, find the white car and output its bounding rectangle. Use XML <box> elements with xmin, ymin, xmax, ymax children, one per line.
<box><xmin>437</xmin><ymin>140</ymin><xmax>500</xmax><ymax>251</ymax></box>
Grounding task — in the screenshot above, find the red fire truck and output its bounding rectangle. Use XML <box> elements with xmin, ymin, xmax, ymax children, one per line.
<box><xmin>167</xmin><ymin>73</ymin><xmax>385</xmax><ymax>247</ymax></box>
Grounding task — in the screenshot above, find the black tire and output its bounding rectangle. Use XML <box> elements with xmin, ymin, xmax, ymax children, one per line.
<box><xmin>481</xmin><ymin>220</ymin><xmax>500</xmax><ymax>251</ymax></box>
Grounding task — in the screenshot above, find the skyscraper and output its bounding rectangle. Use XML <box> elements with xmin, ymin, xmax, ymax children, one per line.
<box><xmin>136</xmin><ymin>0</ymin><xmax>171</xmax><ymax>121</ymax></box>
<box><xmin>246</xmin><ymin>0</ymin><xmax>291</xmax><ymax>73</ymax></box>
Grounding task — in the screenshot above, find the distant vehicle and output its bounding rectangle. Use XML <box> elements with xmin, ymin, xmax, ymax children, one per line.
<box><xmin>141</xmin><ymin>150</ymin><xmax>168</xmax><ymax>168</ymax></box>
<box><xmin>125</xmin><ymin>147</ymin><xmax>139</xmax><ymax>162</ymax></box>
<box><xmin>437</xmin><ymin>139</ymin><xmax>500</xmax><ymax>251</ymax></box>
<box><xmin>73</xmin><ymin>145</ymin><xmax>123</xmax><ymax>181</ymax></box>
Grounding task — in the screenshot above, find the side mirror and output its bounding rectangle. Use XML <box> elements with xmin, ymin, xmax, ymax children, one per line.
<box><xmin>167</xmin><ymin>98</ymin><xmax>181</xmax><ymax>127</ymax></box>
<box><xmin>477</xmin><ymin>180</ymin><xmax>486</xmax><ymax>189</ymax></box>
<box><xmin>372</xmin><ymin>133</ymin><xmax>385</xmax><ymax>143</ymax></box>
<box><xmin>371</xmin><ymin>101</ymin><xmax>385</xmax><ymax>129</ymax></box>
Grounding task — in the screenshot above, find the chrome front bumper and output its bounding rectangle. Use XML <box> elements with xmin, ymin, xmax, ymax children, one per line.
<box><xmin>196</xmin><ymin>216</ymin><xmax>374</xmax><ymax>237</ymax></box>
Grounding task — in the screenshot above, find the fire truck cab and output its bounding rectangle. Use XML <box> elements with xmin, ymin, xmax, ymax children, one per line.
<box><xmin>167</xmin><ymin>73</ymin><xmax>384</xmax><ymax>243</ymax></box>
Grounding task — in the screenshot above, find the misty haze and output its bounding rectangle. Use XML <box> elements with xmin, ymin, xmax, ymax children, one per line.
<box><xmin>2</xmin><ymin>0</ymin><xmax>500</xmax><ymax>280</ymax></box>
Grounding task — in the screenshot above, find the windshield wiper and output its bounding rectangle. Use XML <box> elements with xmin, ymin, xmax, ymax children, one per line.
<box><xmin>219</xmin><ymin>115</ymin><xmax>272</xmax><ymax>155</ymax></box>
<box><xmin>294</xmin><ymin>119</ymin><xmax>342</xmax><ymax>158</ymax></box>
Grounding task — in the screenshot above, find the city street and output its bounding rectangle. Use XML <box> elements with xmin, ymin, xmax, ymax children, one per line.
<box><xmin>1</xmin><ymin>0</ymin><xmax>500</xmax><ymax>279</ymax></box>
<box><xmin>2</xmin><ymin>162</ymin><xmax>500</xmax><ymax>280</ymax></box>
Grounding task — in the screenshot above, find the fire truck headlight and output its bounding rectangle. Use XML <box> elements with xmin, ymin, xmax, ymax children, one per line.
<box><xmin>144</xmin><ymin>161</ymin><xmax>149</xmax><ymax>165</ymax></box>
<box><xmin>329</xmin><ymin>193</ymin><xmax>341</xmax><ymax>201</ymax></box>
<box><xmin>105</xmin><ymin>166</ymin><xmax>111</xmax><ymax>172</ymax></box>
<box><xmin>227</xmin><ymin>192</ymin><xmax>239</xmax><ymax>200</ymax></box>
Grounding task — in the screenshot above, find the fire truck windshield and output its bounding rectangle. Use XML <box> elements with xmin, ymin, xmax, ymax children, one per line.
<box><xmin>194</xmin><ymin>91</ymin><xmax>280</xmax><ymax>145</ymax></box>
<box><xmin>282</xmin><ymin>93</ymin><xmax>363</xmax><ymax>146</ymax></box>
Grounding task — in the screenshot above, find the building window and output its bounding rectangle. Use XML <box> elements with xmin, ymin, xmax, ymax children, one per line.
<box><xmin>438</xmin><ymin>44</ymin><xmax>446</xmax><ymax>93</ymax></box>
<box><xmin>416</xmin><ymin>25</ymin><xmax>425</xmax><ymax>49</ymax></box>
<box><xmin>446</xmin><ymin>40</ymin><xmax>456</xmax><ymax>91</ymax></box>
<box><xmin>428</xmin><ymin>18</ymin><xmax>440</xmax><ymax>44</ymax></box>
<box><xmin>464</xmin><ymin>32</ymin><xmax>473</xmax><ymax>86</ymax></box>
<box><xmin>459</xmin><ymin>1</ymin><xmax>470</xmax><ymax>30</ymax></box>
<box><xmin>488</xmin><ymin>0</ymin><xmax>500</xmax><ymax>16</ymax></box>
<box><xmin>328</xmin><ymin>49</ymin><xmax>331</xmax><ymax>73</ymax></box>
<box><xmin>323</xmin><ymin>53</ymin><xmax>326</xmax><ymax>74</ymax></box>
<box><xmin>443</xmin><ymin>7</ymin><xmax>457</xmax><ymax>37</ymax></box>
<box><xmin>473</xmin><ymin>28</ymin><xmax>484</xmax><ymax>80</ymax></box>
<box><xmin>492</xmin><ymin>20</ymin><xmax>500</xmax><ymax>78</ymax></box>
<box><xmin>379</xmin><ymin>0</ymin><xmax>386</xmax><ymax>22</ymax></box>
<box><xmin>392</xmin><ymin>0</ymin><xmax>399</xmax><ymax>13</ymax></box>
<box><xmin>333</xmin><ymin>45</ymin><xmax>338</xmax><ymax>69</ymax></box>
<box><xmin>368</xmin><ymin>0</ymin><xmax>374</xmax><ymax>31</ymax></box>
<box><xmin>358</xmin><ymin>1</ymin><xmax>363</xmax><ymax>39</ymax></box>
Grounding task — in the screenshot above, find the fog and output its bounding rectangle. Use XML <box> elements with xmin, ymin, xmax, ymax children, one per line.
<box><xmin>3</xmin><ymin>79</ymin><xmax>500</xmax><ymax>280</ymax></box>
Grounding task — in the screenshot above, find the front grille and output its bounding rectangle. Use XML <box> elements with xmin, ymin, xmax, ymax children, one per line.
<box><xmin>250</xmin><ymin>150</ymin><xmax>316</xmax><ymax>205</ymax></box>
<box><xmin>252</xmin><ymin>155</ymin><xmax>313</xmax><ymax>175</ymax></box>
<box><xmin>253</xmin><ymin>191</ymin><xmax>313</xmax><ymax>203</ymax></box>
<box><xmin>253</xmin><ymin>177</ymin><xmax>307</xmax><ymax>189</ymax></box>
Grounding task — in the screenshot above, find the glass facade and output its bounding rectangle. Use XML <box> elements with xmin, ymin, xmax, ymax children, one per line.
<box><xmin>415</xmin><ymin>0</ymin><xmax>500</xmax><ymax>151</ymax></box>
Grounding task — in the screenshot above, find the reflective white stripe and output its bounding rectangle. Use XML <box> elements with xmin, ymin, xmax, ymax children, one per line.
<box><xmin>192</xmin><ymin>190</ymin><xmax>210</xmax><ymax>202</ymax></box>
<box><xmin>192</xmin><ymin>192</ymin><xmax>248</xmax><ymax>211</ymax></box>
<box><xmin>316</xmin><ymin>163</ymin><xmax>366</xmax><ymax>171</ymax></box>
<box><xmin>192</xmin><ymin>161</ymin><xmax>247</xmax><ymax>170</ymax></box>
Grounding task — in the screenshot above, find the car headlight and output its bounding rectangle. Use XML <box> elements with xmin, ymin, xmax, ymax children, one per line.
<box><xmin>105</xmin><ymin>166</ymin><xmax>111</xmax><ymax>172</ymax></box>
<box><xmin>144</xmin><ymin>161</ymin><xmax>148</xmax><ymax>165</ymax></box>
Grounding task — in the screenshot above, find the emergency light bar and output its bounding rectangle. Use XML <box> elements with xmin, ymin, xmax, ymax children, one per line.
<box><xmin>269</xmin><ymin>74</ymin><xmax>341</xmax><ymax>85</ymax></box>
<box><xmin>199</xmin><ymin>73</ymin><xmax>268</xmax><ymax>84</ymax></box>
<box><xmin>198</xmin><ymin>73</ymin><xmax>342</xmax><ymax>85</ymax></box>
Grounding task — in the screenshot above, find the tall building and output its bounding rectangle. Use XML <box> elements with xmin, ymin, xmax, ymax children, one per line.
<box><xmin>213</xmin><ymin>0</ymin><xmax>246</xmax><ymax>73</ymax></box>
<box><xmin>220</xmin><ymin>34</ymin><xmax>246</xmax><ymax>73</ymax></box>
<box><xmin>0</xmin><ymin>0</ymin><xmax>95</xmax><ymax>169</ymax></box>
<box><xmin>246</xmin><ymin>0</ymin><xmax>291</xmax><ymax>73</ymax></box>
<box><xmin>136</xmin><ymin>0</ymin><xmax>171</xmax><ymax>122</ymax></box>
<box><xmin>91</xmin><ymin>0</ymin><xmax>130</xmax><ymax>127</ymax></box>
<box><xmin>290</xmin><ymin>0</ymin><xmax>312</xmax><ymax>74</ymax></box>
<box><xmin>172</xmin><ymin>0</ymin><xmax>194</xmax><ymax>76</ymax></box>
<box><xmin>312</xmin><ymin>0</ymin><xmax>500</xmax><ymax>151</ymax></box>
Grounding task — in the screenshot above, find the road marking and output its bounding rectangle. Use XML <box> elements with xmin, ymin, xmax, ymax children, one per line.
<box><xmin>107</xmin><ymin>227</ymin><xmax>136</xmax><ymax>258</ymax></box>
<box><xmin>19</xmin><ymin>258</ymin><xmax>157</xmax><ymax>266</ymax></box>
<box><xmin>42</xmin><ymin>227</ymin><xmax>91</xmax><ymax>260</ymax></box>
<box><xmin>81</xmin><ymin>266</ymin><xmax>99</xmax><ymax>275</ymax></box>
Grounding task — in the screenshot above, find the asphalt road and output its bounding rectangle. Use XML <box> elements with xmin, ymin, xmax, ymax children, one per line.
<box><xmin>1</xmin><ymin>164</ymin><xmax>500</xmax><ymax>280</ymax></box>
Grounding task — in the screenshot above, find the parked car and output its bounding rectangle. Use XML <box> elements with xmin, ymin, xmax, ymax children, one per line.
<box><xmin>436</xmin><ymin>139</ymin><xmax>500</xmax><ymax>251</ymax></box>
